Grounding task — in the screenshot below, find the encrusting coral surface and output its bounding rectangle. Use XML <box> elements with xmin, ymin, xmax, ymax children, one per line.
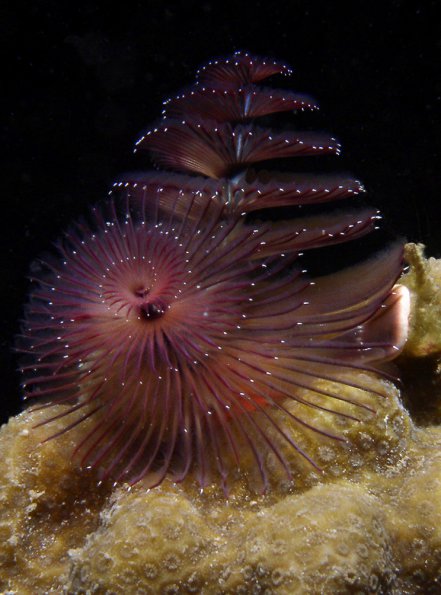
<box><xmin>1</xmin><ymin>243</ymin><xmax>441</xmax><ymax>594</ymax></box>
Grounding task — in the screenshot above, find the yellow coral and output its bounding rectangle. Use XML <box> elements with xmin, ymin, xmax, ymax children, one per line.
<box><xmin>2</xmin><ymin>244</ymin><xmax>441</xmax><ymax>593</ymax></box>
<box><xmin>401</xmin><ymin>243</ymin><xmax>441</xmax><ymax>358</ymax></box>
<box><xmin>0</xmin><ymin>409</ymin><xmax>111</xmax><ymax>594</ymax></box>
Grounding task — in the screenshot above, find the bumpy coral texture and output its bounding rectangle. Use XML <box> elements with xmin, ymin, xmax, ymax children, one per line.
<box><xmin>2</xmin><ymin>248</ymin><xmax>441</xmax><ymax>594</ymax></box>
<box><xmin>401</xmin><ymin>243</ymin><xmax>441</xmax><ymax>358</ymax></box>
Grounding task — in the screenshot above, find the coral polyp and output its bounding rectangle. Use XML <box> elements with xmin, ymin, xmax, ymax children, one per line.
<box><xmin>18</xmin><ymin>52</ymin><xmax>409</xmax><ymax>493</ymax></box>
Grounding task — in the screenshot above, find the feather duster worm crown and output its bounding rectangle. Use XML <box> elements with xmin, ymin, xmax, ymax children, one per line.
<box><xmin>116</xmin><ymin>51</ymin><xmax>367</xmax><ymax>221</ymax></box>
<box><xmin>18</xmin><ymin>52</ymin><xmax>409</xmax><ymax>494</ymax></box>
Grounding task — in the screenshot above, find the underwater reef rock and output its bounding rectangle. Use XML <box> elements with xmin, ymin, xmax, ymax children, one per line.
<box><xmin>1</xmin><ymin>245</ymin><xmax>441</xmax><ymax>594</ymax></box>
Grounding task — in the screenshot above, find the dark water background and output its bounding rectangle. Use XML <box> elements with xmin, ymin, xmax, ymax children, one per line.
<box><xmin>1</xmin><ymin>1</ymin><xmax>440</xmax><ymax>423</ymax></box>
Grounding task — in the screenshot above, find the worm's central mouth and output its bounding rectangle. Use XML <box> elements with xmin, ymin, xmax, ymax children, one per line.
<box><xmin>139</xmin><ymin>298</ymin><xmax>168</xmax><ymax>321</ymax></box>
<box><xmin>130</xmin><ymin>285</ymin><xmax>169</xmax><ymax>321</ymax></box>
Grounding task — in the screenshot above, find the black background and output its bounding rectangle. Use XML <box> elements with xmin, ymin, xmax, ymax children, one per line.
<box><xmin>1</xmin><ymin>1</ymin><xmax>440</xmax><ymax>423</ymax></box>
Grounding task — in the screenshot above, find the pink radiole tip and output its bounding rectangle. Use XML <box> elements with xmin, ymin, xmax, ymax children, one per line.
<box><xmin>18</xmin><ymin>52</ymin><xmax>409</xmax><ymax>494</ymax></box>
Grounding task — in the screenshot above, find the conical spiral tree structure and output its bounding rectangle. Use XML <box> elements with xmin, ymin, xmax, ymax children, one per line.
<box><xmin>18</xmin><ymin>52</ymin><xmax>409</xmax><ymax>494</ymax></box>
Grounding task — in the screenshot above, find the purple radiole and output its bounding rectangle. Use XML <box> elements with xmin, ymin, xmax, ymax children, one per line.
<box><xmin>18</xmin><ymin>52</ymin><xmax>409</xmax><ymax>494</ymax></box>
